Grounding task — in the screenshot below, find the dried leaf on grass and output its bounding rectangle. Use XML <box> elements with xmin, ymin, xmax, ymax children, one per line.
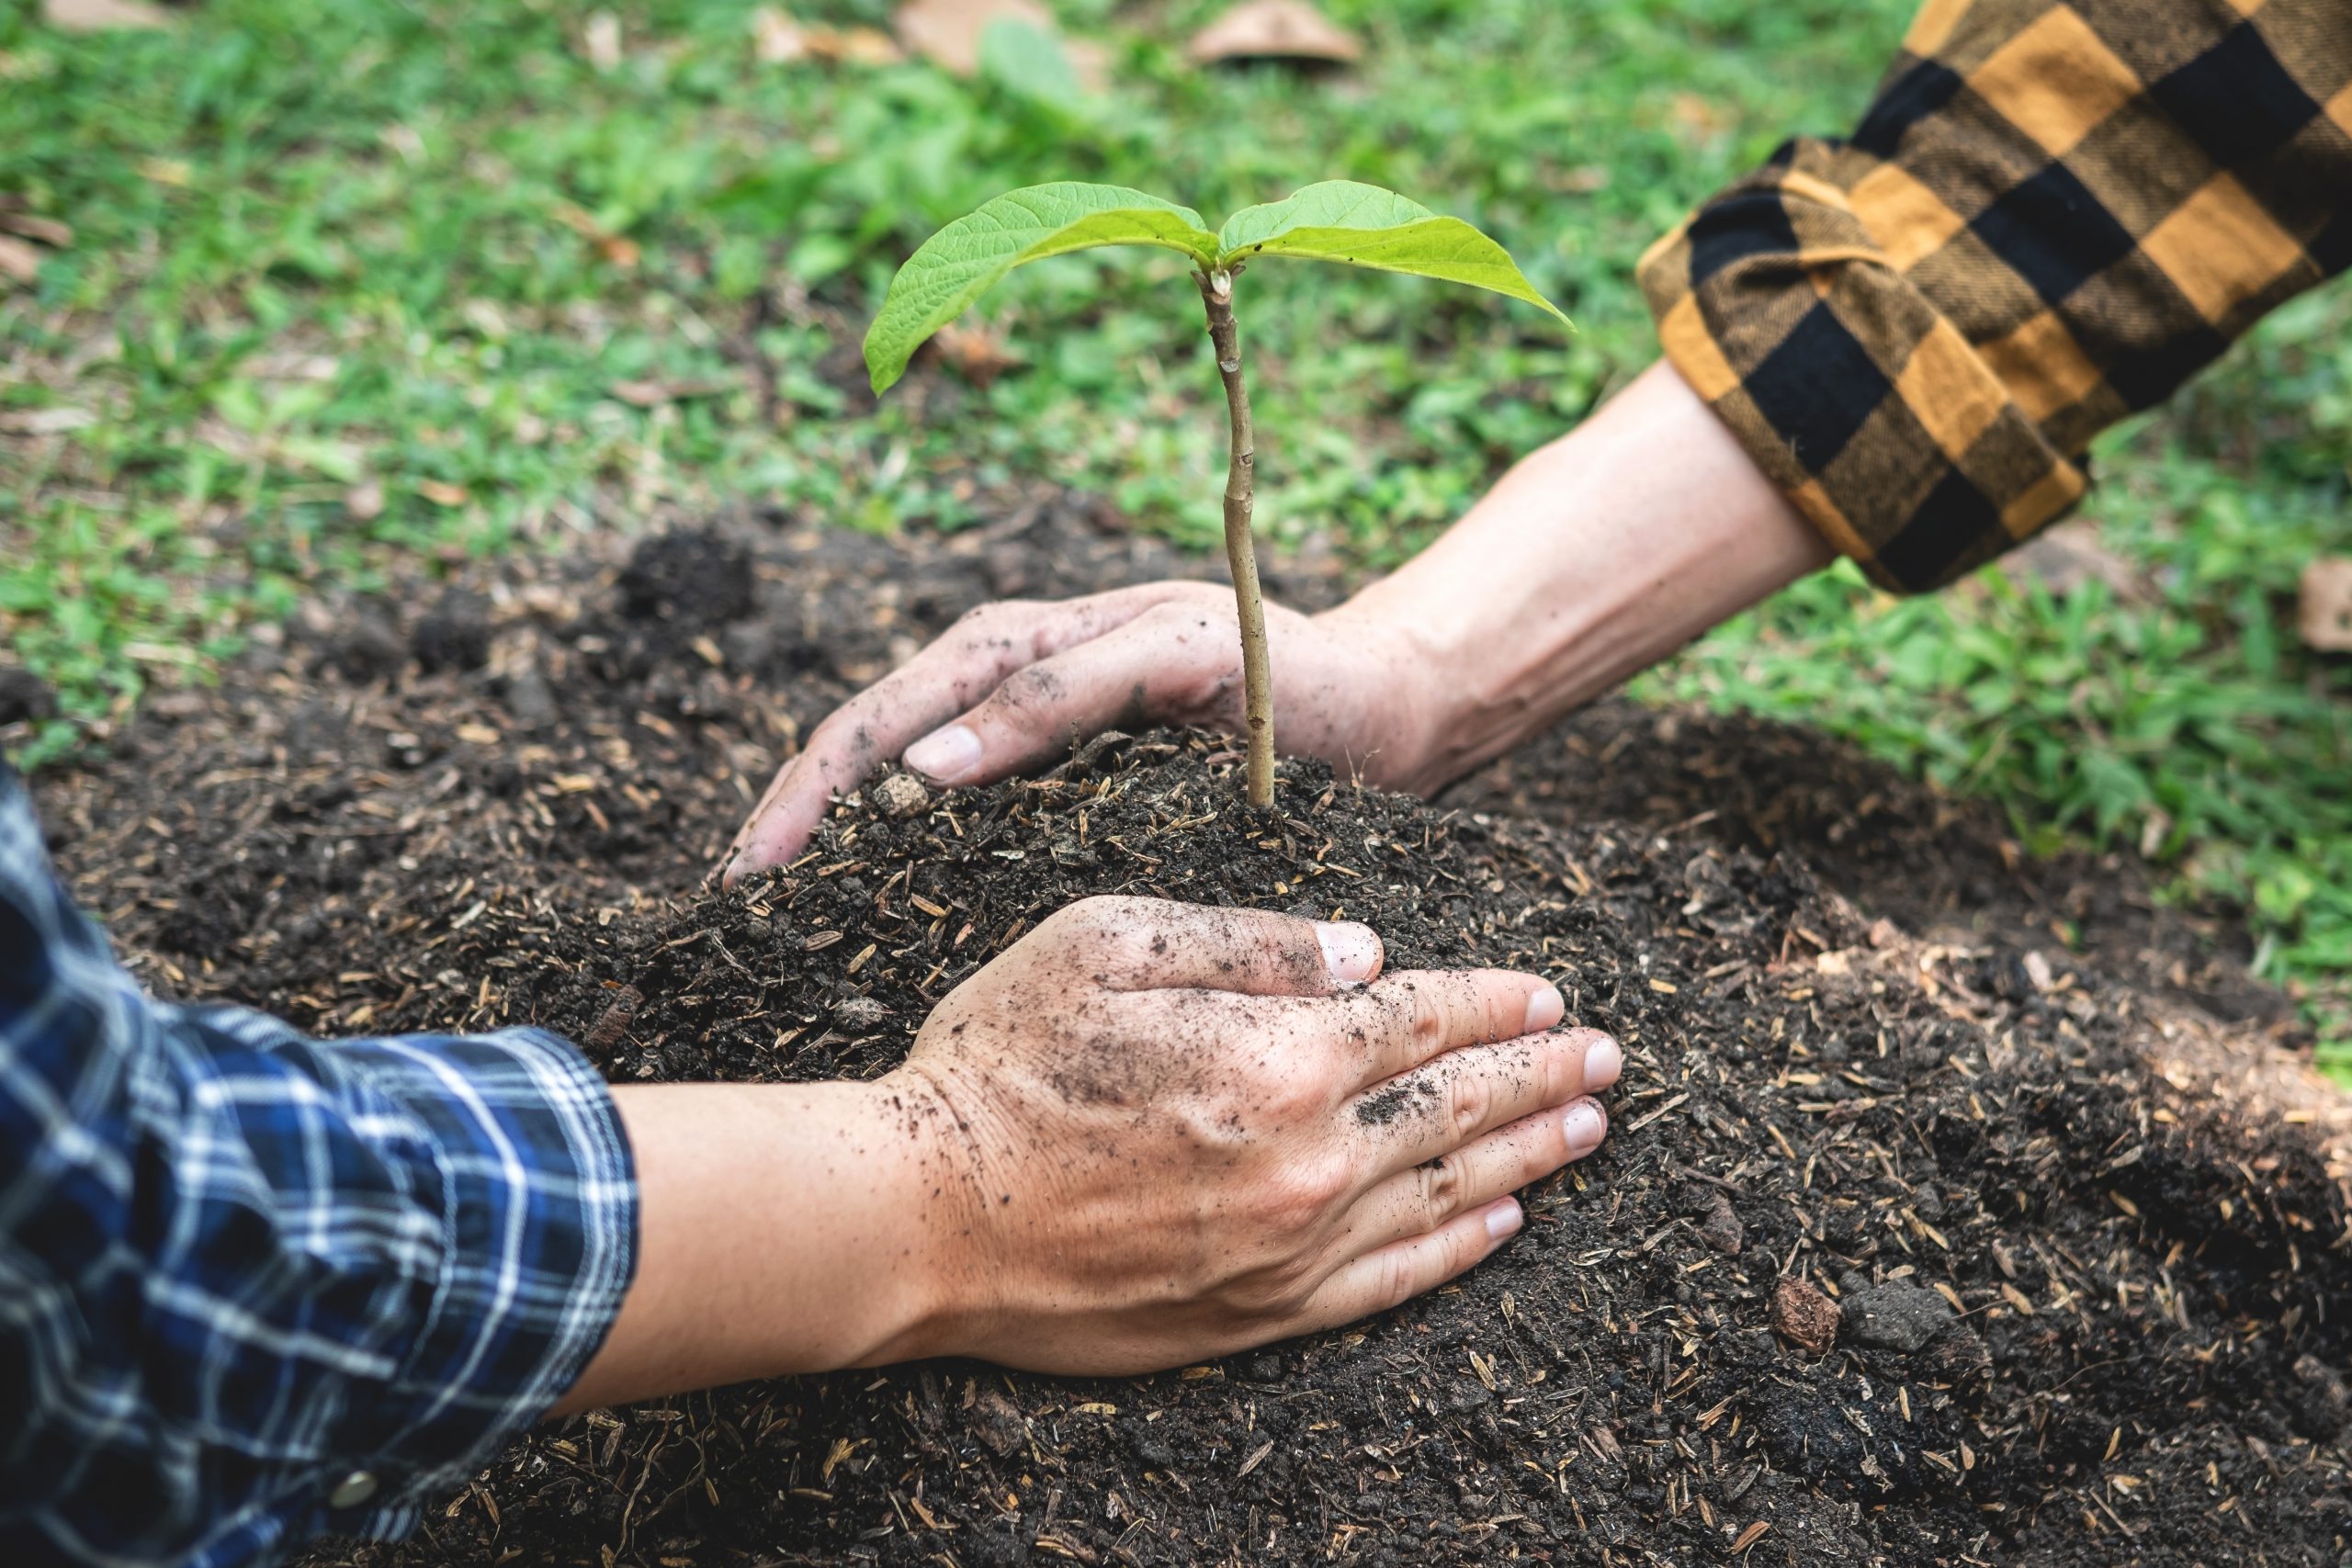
<box><xmin>552</xmin><ymin>204</ymin><xmax>639</xmax><ymax>268</ymax></box>
<box><xmin>42</xmin><ymin>0</ymin><xmax>172</xmax><ymax>31</ymax></box>
<box><xmin>895</xmin><ymin>0</ymin><xmax>1049</xmax><ymax>75</ymax></box>
<box><xmin>609</xmin><ymin>377</ymin><xmax>738</xmax><ymax>408</ymax></box>
<box><xmin>2300</xmin><ymin>558</ymin><xmax>2352</xmax><ymax>652</ymax></box>
<box><xmin>1668</xmin><ymin>92</ymin><xmax>1736</xmax><ymax>141</ymax></box>
<box><xmin>0</xmin><ymin>236</ymin><xmax>41</xmax><ymax>287</ymax></box>
<box><xmin>808</xmin><ymin>24</ymin><xmax>904</xmax><ymax>65</ymax></box>
<box><xmin>0</xmin><ymin>213</ymin><xmax>74</xmax><ymax>248</ymax></box>
<box><xmin>749</xmin><ymin>6</ymin><xmax>808</xmax><ymax>64</ymax></box>
<box><xmin>930</xmin><ymin>322</ymin><xmax>1023</xmax><ymax>387</ymax></box>
<box><xmin>0</xmin><ymin>407</ymin><xmax>96</xmax><ymax>434</ymax></box>
<box><xmin>582</xmin><ymin>11</ymin><xmax>623</xmax><ymax>73</ymax></box>
<box><xmin>1188</xmin><ymin>0</ymin><xmax>1360</xmax><ymax>65</ymax></box>
<box><xmin>749</xmin><ymin>7</ymin><xmax>903</xmax><ymax>67</ymax></box>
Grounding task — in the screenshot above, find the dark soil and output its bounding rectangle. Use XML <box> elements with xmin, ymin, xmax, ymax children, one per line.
<box><xmin>28</xmin><ymin>505</ymin><xmax>2352</xmax><ymax>1568</ymax></box>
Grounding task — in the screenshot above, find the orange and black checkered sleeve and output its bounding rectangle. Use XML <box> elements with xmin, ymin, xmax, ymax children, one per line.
<box><xmin>1637</xmin><ymin>0</ymin><xmax>2352</xmax><ymax>592</ymax></box>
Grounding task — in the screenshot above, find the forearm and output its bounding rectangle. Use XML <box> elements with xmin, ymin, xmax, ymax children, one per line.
<box><xmin>553</xmin><ymin>1077</ymin><xmax>946</xmax><ymax>1413</ymax></box>
<box><xmin>1342</xmin><ymin>358</ymin><xmax>1829</xmax><ymax>789</ymax></box>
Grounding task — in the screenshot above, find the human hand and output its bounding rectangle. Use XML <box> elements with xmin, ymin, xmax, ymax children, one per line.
<box><xmin>872</xmin><ymin>897</ymin><xmax>1619</xmax><ymax>1375</ymax></box>
<box><xmin>718</xmin><ymin>582</ymin><xmax>1443</xmax><ymax>885</ymax></box>
<box><xmin>558</xmin><ymin>896</ymin><xmax>1619</xmax><ymax>1409</ymax></box>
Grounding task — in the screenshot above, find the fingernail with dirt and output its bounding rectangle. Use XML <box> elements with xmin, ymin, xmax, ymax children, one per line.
<box><xmin>905</xmin><ymin>724</ymin><xmax>981</xmax><ymax>783</ymax></box>
<box><xmin>1584</xmin><ymin>1035</ymin><xmax>1623</xmax><ymax>1090</ymax></box>
<box><xmin>1316</xmin><ymin>921</ymin><xmax>1381</xmax><ymax>984</ymax></box>
<box><xmin>1563</xmin><ymin>1100</ymin><xmax>1607</xmax><ymax>1156</ymax></box>
<box><xmin>1485</xmin><ymin>1197</ymin><xmax>1523</xmax><ymax>1241</ymax></box>
<box><xmin>1524</xmin><ymin>984</ymin><xmax>1564</xmax><ymax>1034</ymax></box>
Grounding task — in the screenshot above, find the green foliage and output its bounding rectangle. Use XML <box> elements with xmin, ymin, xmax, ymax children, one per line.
<box><xmin>865</xmin><ymin>179</ymin><xmax>1566</xmax><ymax>393</ymax></box>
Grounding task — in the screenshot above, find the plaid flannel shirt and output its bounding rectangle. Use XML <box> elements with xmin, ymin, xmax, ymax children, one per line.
<box><xmin>0</xmin><ymin>762</ymin><xmax>636</xmax><ymax>1568</ymax></box>
<box><xmin>1640</xmin><ymin>0</ymin><xmax>2352</xmax><ymax>592</ymax></box>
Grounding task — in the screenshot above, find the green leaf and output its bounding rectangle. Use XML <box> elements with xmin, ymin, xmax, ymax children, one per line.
<box><xmin>864</xmin><ymin>184</ymin><xmax>1219</xmax><ymax>393</ymax></box>
<box><xmin>1215</xmin><ymin>180</ymin><xmax>1569</xmax><ymax>329</ymax></box>
<box><xmin>1216</xmin><ymin>181</ymin><xmax>1439</xmax><ymax>252</ymax></box>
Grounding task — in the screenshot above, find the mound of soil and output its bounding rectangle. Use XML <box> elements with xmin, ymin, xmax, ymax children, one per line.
<box><xmin>30</xmin><ymin>510</ymin><xmax>2352</xmax><ymax>1567</ymax></box>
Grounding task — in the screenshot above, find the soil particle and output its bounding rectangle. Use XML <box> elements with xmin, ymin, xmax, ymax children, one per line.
<box><xmin>967</xmin><ymin>1387</ymin><xmax>1026</xmax><ymax>1458</ymax></box>
<box><xmin>1772</xmin><ymin>1279</ymin><xmax>1841</xmax><ymax>1357</ymax></box>
<box><xmin>831</xmin><ymin>995</ymin><xmax>892</xmax><ymax>1032</ymax></box>
<box><xmin>1836</xmin><ymin>1277</ymin><xmax>1953</xmax><ymax>1354</ymax></box>
<box><xmin>321</xmin><ymin>607</ymin><xmax>406</xmax><ymax>682</ymax></box>
<box><xmin>0</xmin><ymin>667</ymin><xmax>58</xmax><ymax>728</ymax></box>
<box><xmin>500</xmin><ymin>666</ymin><xmax>559</xmax><ymax>728</ymax></box>
<box><xmin>412</xmin><ymin>590</ymin><xmax>493</xmax><ymax>674</ymax></box>
<box><xmin>1920</xmin><ymin>1321</ymin><xmax>1994</xmax><ymax>1390</ymax></box>
<box><xmin>617</xmin><ymin>529</ymin><xmax>755</xmax><ymax>626</ymax></box>
<box><xmin>869</xmin><ymin>772</ymin><xmax>931</xmax><ymax>818</ymax></box>
<box><xmin>1688</xmin><ymin>1184</ymin><xmax>1746</xmax><ymax>1255</ymax></box>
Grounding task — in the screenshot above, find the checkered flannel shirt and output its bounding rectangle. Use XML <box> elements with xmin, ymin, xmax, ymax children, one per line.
<box><xmin>0</xmin><ymin>761</ymin><xmax>636</xmax><ymax>1568</ymax></box>
<box><xmin>1640</xmin><ymin>0</ymin><xmax>2351</xmax><ymax>592</ymax></box>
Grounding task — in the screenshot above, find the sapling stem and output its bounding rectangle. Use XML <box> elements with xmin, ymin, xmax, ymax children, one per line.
<box><xmin>1194</xmin><ymin>265</ymin><xmax>1275</xmax><ymax>808</ymax></box>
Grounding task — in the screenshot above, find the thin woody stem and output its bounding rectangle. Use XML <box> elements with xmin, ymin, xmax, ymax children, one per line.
<box><xmin>1193</xmin><ymin>266</ymin><xmax>1274</xmax><ymax>808</ymax></box>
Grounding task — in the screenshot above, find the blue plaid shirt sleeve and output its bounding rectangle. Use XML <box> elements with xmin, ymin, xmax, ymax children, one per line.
<box><xmin>0</xmin><ymin>763</ymin><xmax>638</xmax><ymax>1568</ymax></box>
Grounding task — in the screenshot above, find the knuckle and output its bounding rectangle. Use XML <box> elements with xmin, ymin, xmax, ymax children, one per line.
<box><xmin>1410</xmin><ymin>991</ymin><xmax>1446</xmax><ymax>1055</ymax></box>
<box><xmin>1446</xmin><ymin>1067</ymin><xmax>1493</xmax><ymax>1137</ymax></box>
<box><xmin>994</xmin><ymin>664</ymin><xmax>1059</xmax><ymax>710</ymax></box>
<box><xmin>1255</xmin><ymin>928</ymin><xmax>1325</xmax><ymax>989</ymax></box>
<box><xmin>1261</xmin><ymin>1070</ymin><xmax>1328</xmax><ymax>1122</ymax></box>
<box><xmin>1269</xmin><ymin>1156</ymin><xmax>1349</xmax><ymax>1221</ymax></box>
<box><xmin>1372</xmin><ymin>1248</ymin><xmax>1421</xmax><ymax>1314</ymax></box>
<box><xmin>1541</xmin><ymin>1043</ymin><xmax>1578</xmax><ymax>1104</ymax></box>
<box><xmin>1416</xmin><ymin>1157</ymin><xmax>1465</xmax><ymax>1225</ymax></box>
<box><xmin>1487</xmin><ymin>987</ymin><xmax>1521</xmax><ymax>1043</ymax></box>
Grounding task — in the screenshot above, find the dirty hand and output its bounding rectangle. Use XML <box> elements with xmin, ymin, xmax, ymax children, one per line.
<box><xmin>891</xmin><ymin>897</ymin><xmax>1619</xmax><ymax>1373</ymax></box>
<box><xmin>719</xmin><ymin>582</ymin><xmax>1440</xmax><ymax>885</ymax></box>
<box><xmin>559</xmin><ymin>897</ymin><xmax>1618</xmax><ymax>1407</ymax></box>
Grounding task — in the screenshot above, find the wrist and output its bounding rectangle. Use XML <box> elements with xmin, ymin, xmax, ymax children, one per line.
<box><xmin>558</xmin><ymin>1077</ymin><xmax>954</xmax><ymax>1410</ymax></box>
<box><xmin>839</xmin><ymin>1066</ymin><xmax>993</xmax><ymax>1367</ymax></box>
<box><xmin>1310</xmin><ymin>597</ymin><xmax>1458</xmax><ymax>793</ymax></box>
<box><xmin>1340</xmin><ymin>360</ymin><xmax>1829</xmax><ymax>792</ymax></box>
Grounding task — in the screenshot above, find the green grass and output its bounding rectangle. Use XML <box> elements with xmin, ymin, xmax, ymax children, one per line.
<box><xmin>3</xmin><ymin>0</ymin><xmax>2346</xmax><ymax>1076</ymax></box>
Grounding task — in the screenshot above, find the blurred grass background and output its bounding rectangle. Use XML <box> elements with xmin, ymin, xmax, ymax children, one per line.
<box><xmin>2</xmin><ymin>0</ymin><xmax>2346</xmax><ymax>1075</ymax></box>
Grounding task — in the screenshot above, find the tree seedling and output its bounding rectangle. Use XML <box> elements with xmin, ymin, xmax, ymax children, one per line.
<box><xmin>864</xmin><ymin>180</ymin><xmax>1570</xmax><ymax>807</ymax></box>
